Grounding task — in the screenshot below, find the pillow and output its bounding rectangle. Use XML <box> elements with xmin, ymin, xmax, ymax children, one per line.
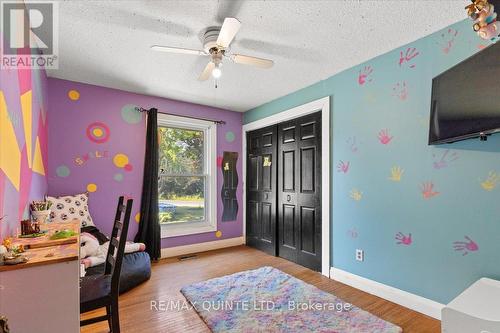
<box><xmin>47</xmin><ymin>192</ymin><xmax>95</xmax><ymax>228</ymax></box>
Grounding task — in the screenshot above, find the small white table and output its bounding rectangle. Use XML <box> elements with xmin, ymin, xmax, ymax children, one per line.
<box><xmin>442</xmin><ymin>278</ymin><xmax>500</xmax><ymax>333</ymax></box>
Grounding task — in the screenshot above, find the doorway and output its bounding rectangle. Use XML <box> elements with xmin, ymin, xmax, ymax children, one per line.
<box><xmin>246</xmin><ymin>111</ymin><xmax>322</xmax><ymax>271</ymax></box>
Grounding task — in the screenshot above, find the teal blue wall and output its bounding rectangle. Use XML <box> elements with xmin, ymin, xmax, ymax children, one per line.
<box><xmin>244</xmin><ymin>20</ymin><xmax>500</xmax><ymax>304</ymax></box>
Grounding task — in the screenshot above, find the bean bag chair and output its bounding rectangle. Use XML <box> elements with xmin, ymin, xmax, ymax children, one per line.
<box><xmin>81</xmin><ymin>226</ymin><xmax>151</xmax><ymax>294</ymax></box>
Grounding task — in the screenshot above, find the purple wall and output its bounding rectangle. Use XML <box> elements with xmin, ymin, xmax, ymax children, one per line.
<box><xmin>47</xmin><ymin>78</ymin><xmax>243</xmax><ymax>248</ymax></box>
<box><xmin>0</xmin><ymin>56</ymin><xmax>49</xmax><ymax>241</ymax></box>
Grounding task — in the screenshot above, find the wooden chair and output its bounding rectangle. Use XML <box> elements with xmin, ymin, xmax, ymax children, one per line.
<box><xmin>80</xmin><ymin>196</ymin><xmax>133</xmax><ymax>333</ymax></box>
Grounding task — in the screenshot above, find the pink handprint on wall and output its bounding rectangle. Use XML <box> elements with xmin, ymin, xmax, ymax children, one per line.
<box><xmin>378</xmin><ymin>129</ymin><xmax>393</xmax><ymax>145</ymax></box>
<box><xmin>392</xmin><ymin>81</ymin><xmax>408</xmax><ymax>101</ymax></box>
<box><xmin>347</xmin><ymin>136</ymin><xmax>358</xmax><ymax>153</ymax></box>
<box><xmin>432</xmin><ymin>150</ymin><xmax>459</xmax><ymax>169</ymax></box>
<box><xmin>437</xmin><ymin>28</ymin><xmax>459</xmax><ymax>54</ymax></box>
<box><xmin>358</xmin><ymin>66</ymin><xmax>373</xmax><ymax>86</ymax></box>
<box><xmin>398</xmin><ymin>47</ymin><xmax>420</xmax><ymax>68</ymax></box>
<box><xmin>453</xmin><ymin>236</ymin><xmax>479</xmax><ymax>256</ymax></box>
<box><xmin>421</xmin><ymin>182</ymin><xmax>440</xmax><ymax>199</ymax></box>
<box><xmin>337</xmin><ymin>161</ymin><xmax>350</xmax><ymax>174</ymax></box>
<box><xmin>395</xmin><ymin>232</ymin><xmax>412</xmax><ymax>245</ymax></box>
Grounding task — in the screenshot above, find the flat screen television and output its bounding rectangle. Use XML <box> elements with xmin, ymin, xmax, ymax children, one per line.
<box><xmin>429</xmin><ymin>41</ymin><xmax>500</xmax><ymax>145</ymax></box>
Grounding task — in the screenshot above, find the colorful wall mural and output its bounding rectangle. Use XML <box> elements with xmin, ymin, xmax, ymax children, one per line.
<box><xmin>47</xmin><ymin>79</ymin><xmax>243</xmax><ymax>248</ymax></box>
<box><xmin>244</xmin><ymin>19</ymin><xmax>500</xmax><ymax>304</ymax></box>
<box><xmin>0</xmin><ymin>57</ymin><xmax>49</xmax><ymax>242</ymax></box>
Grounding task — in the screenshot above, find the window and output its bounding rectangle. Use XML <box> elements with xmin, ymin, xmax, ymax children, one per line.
<box><xmin>158</xmin><ymin>114</ymin><xmax>217</xmax><ymax>238</ymax></box>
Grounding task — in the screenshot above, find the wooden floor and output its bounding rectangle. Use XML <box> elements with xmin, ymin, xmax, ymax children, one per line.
<box><xmin>81</xmin><ymin>245</ymin><xmax>440</xmax><ymax>332</ymax></box>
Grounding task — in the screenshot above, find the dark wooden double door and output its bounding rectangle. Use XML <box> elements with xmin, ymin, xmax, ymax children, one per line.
<box><xmin>246</xmin><ymin>112</ymin><xmax>322</xmax><ymax>271</ymax></box>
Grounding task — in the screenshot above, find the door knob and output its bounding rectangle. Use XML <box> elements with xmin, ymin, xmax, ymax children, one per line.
<box><xmin>287</xmin><ymin>195</ymin><xmax>291</xmax><ymax>202</ymax></box>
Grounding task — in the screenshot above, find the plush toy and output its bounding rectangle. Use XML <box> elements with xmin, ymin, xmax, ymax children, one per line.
<box><xmin>478</xmin><ymin>20</ymin><xmax>499</xmax><ymax>39</ymax></box>
<box><xmin>466</xmin><ymin>0</ymin><xmax>500</xmax><ymax>41</ymax></box>
<box><xmin>80</xmin><ymin>232</ymin><xmax>146</xmax><ymax>269</ymax></box>
<box><xmin>80</xmin><ymin>232</ymin><xmax>100</xmax><ymax>261</ymax></box>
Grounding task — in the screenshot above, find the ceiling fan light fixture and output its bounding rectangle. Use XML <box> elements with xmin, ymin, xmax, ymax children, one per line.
<box><xmin>212</xmin><ymin>63</ymin><xmax>222</xmax><ymax>78</ymax></box>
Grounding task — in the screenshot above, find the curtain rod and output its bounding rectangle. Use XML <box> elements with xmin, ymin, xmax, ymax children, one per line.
<box><xmin>135</xmin><ymin>107</ymin><xmax>226</xmax><ymax>125</ymax></box>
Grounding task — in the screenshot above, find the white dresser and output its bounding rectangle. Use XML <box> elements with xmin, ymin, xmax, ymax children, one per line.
<box><xmin>442</xmin><ymin>278</ymin><xmax>500</xmax><ymax>333</ymax></box>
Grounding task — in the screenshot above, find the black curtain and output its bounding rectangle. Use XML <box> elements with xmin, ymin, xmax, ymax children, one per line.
<box><xmin>135</xmin><ymin>108</ymin><xmax>161</xmax><ymax>260</ymax></box>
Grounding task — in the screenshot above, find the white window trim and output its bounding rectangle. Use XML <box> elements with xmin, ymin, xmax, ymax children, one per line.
<box><xmin>157</xmin><ymin>114</ymin><xmax>217</xmax><ymax>238</ymax></box>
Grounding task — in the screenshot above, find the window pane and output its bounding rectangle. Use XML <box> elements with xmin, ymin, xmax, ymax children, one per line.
<box><xmin>158</xmin><ymin>176</ymin><xmax>205</xmax><ymax>224</ymax></box>
<box><xmin>158</xmin><ymin>126</ymin><xmax>204</xmax><ymax>175</ymax></box>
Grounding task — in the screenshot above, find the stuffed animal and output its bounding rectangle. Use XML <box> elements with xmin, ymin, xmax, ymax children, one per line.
<box><xmin>80</xmin><ymin>232</ymin><xmax>146</xmax><ymax>269</ymax></box>
<box><xmin>466</xmin><ymin>0</ymin><xmax>500</xmax><ymax>41</ymax></box>
<box><xmin>478</xmin><ymin>20</ymin><xmax>499</xmax><ymax>39</ymax></box>
<box><xmin>80</xmin><ymin>232</ymin><xmax>100</xmax><ymax>261</ymax></box>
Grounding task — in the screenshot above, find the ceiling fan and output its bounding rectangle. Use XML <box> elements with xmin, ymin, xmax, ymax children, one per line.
<box><xmin>151</xmin><ymin>18</ymin><xmax>274</xmax><ymax>83</ymax></box>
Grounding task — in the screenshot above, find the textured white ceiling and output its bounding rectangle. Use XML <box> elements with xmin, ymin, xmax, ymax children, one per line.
<box><xmin>48</xmin><ymin>0</ymin><xmax>468</xmax><ymax>112</ymax></box>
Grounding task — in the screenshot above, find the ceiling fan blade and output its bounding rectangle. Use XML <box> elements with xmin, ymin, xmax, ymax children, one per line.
<box><xmin>216</xmin><ymin>17</ymin><xmax>241</xmax><ymax>48</ymax></box>
<box><xmin>151</xmin><ymin>45</ymin><xmax>206</xmax><ymax>56</ymax></box>
<box><xmin>198</xmin><ymin>62</ymin><xmax>215</xmax><ymax>81</ymax></box>
<box><xmin>231</xmin><ymin>54</ymin><xmax>274</xmax><ymax>69</ymax></box>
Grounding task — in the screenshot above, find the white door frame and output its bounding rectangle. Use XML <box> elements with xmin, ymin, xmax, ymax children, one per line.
<box><xmin>242</xmin><ymin>96</ymin><xmax>331</xmax><ymax>277</ymax></box>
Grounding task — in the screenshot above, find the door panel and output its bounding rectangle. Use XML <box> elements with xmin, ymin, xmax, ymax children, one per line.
<box><xmin>261</xmin><ymin>154</ymin><xmax>273</xmax><ymax>191</ymax></box>
<box><xmin>300</xmin><ymin>206</ymin><xmax>316</xmax><ymax>254</ymax></box>
<box><xmin>278</xmin><ymin>112</ymin><xmax>322</xmax><ymax>271</ymax></box>
<box><xmin>261</xmin><ymin>202</ymin><xmax>273</xmax><ymax>242</ymax></box>
<box><xmin>282</xmin><ymin>204</ymin><xmax>296</xmax><ymax>249</ymax></box>
<box><xmin>246</xmin><ymin>126</ymin><xmax>277</xmax><ymax>255</ymax></box>
<box><xmin>282</xmin><ymin>150</ymin><xmax>295</xmax><ymax>192</ymax></box>
<box><xmin>300</xmin><ymin>147</ymin><xmax>315</xmax><ymax>193</ymax></box>
<box><xmin>247</xmin><ymin>200</ymin><xmax>259</xmax><ymax>237</ymax></box>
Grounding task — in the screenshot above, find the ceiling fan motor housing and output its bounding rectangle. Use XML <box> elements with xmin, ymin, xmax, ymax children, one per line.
<box><xmin>203</xmin><ymin>27</ymin><xmax>222</xmax><ymax>53</ymax></box>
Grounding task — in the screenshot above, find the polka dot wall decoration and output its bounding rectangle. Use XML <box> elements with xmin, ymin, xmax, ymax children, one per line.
<box><xmin>124</xmin><ymin>164</ymin><xmax>133</xmax><ymax>172</ymax></box>
<box><xmin>225</xmin><ymin>131</ymin><xmax>235</xmax><ymax>143</ymax></box>
<box><xmin>87</xmin><ymin>183</ymin><xmax>97</xmax><ymax>193</ymax></box>
<box><xmin>68</xmin><ymin>90</ymin><xmax>80</xmax><ymax>101</ymax></box>
<box><xmin>121</xmin><ymin>104</ymin><xmax>142</xmax><ymax>124</ymax></box>
<box><xmin>113</xmin><ymin>173</ymin><xmax>124</xmax><ymax>182</ymax></box>
<box><xmin>135</xmin><ymin>213</ymin><xmax>141</xmax><ymax>223</ymax></box>
<box><xmin>113</xmin><ymin>153</ymin><xmax>129</xmax><ymax>168</ymax></box>
<box><xmin>215</xmin><ymin>230</ymin><xmax>222</xmax><ymax>238</ymax></box>
<box><xmin>86</xmin><ymin>122</ymin><xmax>110</xmax><ymax>144</ymax></box>
<box><xmin>56</xmin><ymin>165</ymin><xmax>70</xmax><ymax>178</ymax></box>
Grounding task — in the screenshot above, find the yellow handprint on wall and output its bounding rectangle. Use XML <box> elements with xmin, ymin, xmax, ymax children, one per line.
<box><xmin>388</xmin><ymin>166</ymin><xmax>404</xmax><ymax>182</ymax></box>
<box><xmin>480</xmin><ymin>171</ymin><xmax>499</xmax><ymax>191</ymax></box>
<box><xmin>350</xmin><ymin>189</ymin><xmax>363</xmax><ymax>201</ymax></box>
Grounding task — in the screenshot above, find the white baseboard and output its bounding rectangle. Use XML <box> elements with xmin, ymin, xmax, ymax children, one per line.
<box><xmin>330</xmin><ymin>267</ymin><xmax>444</xmax><ymax>320</ymax></box>
<box><xmin>161</xmin><ymin>236</ymin><xmax>245</xmax><ymax>258</ymax></box>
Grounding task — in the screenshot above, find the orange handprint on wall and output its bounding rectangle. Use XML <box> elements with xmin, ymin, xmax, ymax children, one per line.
<box><xmin>421</xmin><ymin>182</ymin><xmax>440</xmax><ymax>199</ymax></box>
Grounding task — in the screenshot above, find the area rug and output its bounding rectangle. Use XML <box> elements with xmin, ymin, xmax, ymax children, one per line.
<box><xmin>180</xmin><ymin>266</ymin><xmax>402</xmax><ymax>333</ymax></box>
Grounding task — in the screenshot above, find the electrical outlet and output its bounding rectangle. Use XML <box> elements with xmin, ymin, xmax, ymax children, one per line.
<box><xmin>356</xmin><ymin>249</ymin><xmax>364</xmax><ymax>262</ymax></box>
